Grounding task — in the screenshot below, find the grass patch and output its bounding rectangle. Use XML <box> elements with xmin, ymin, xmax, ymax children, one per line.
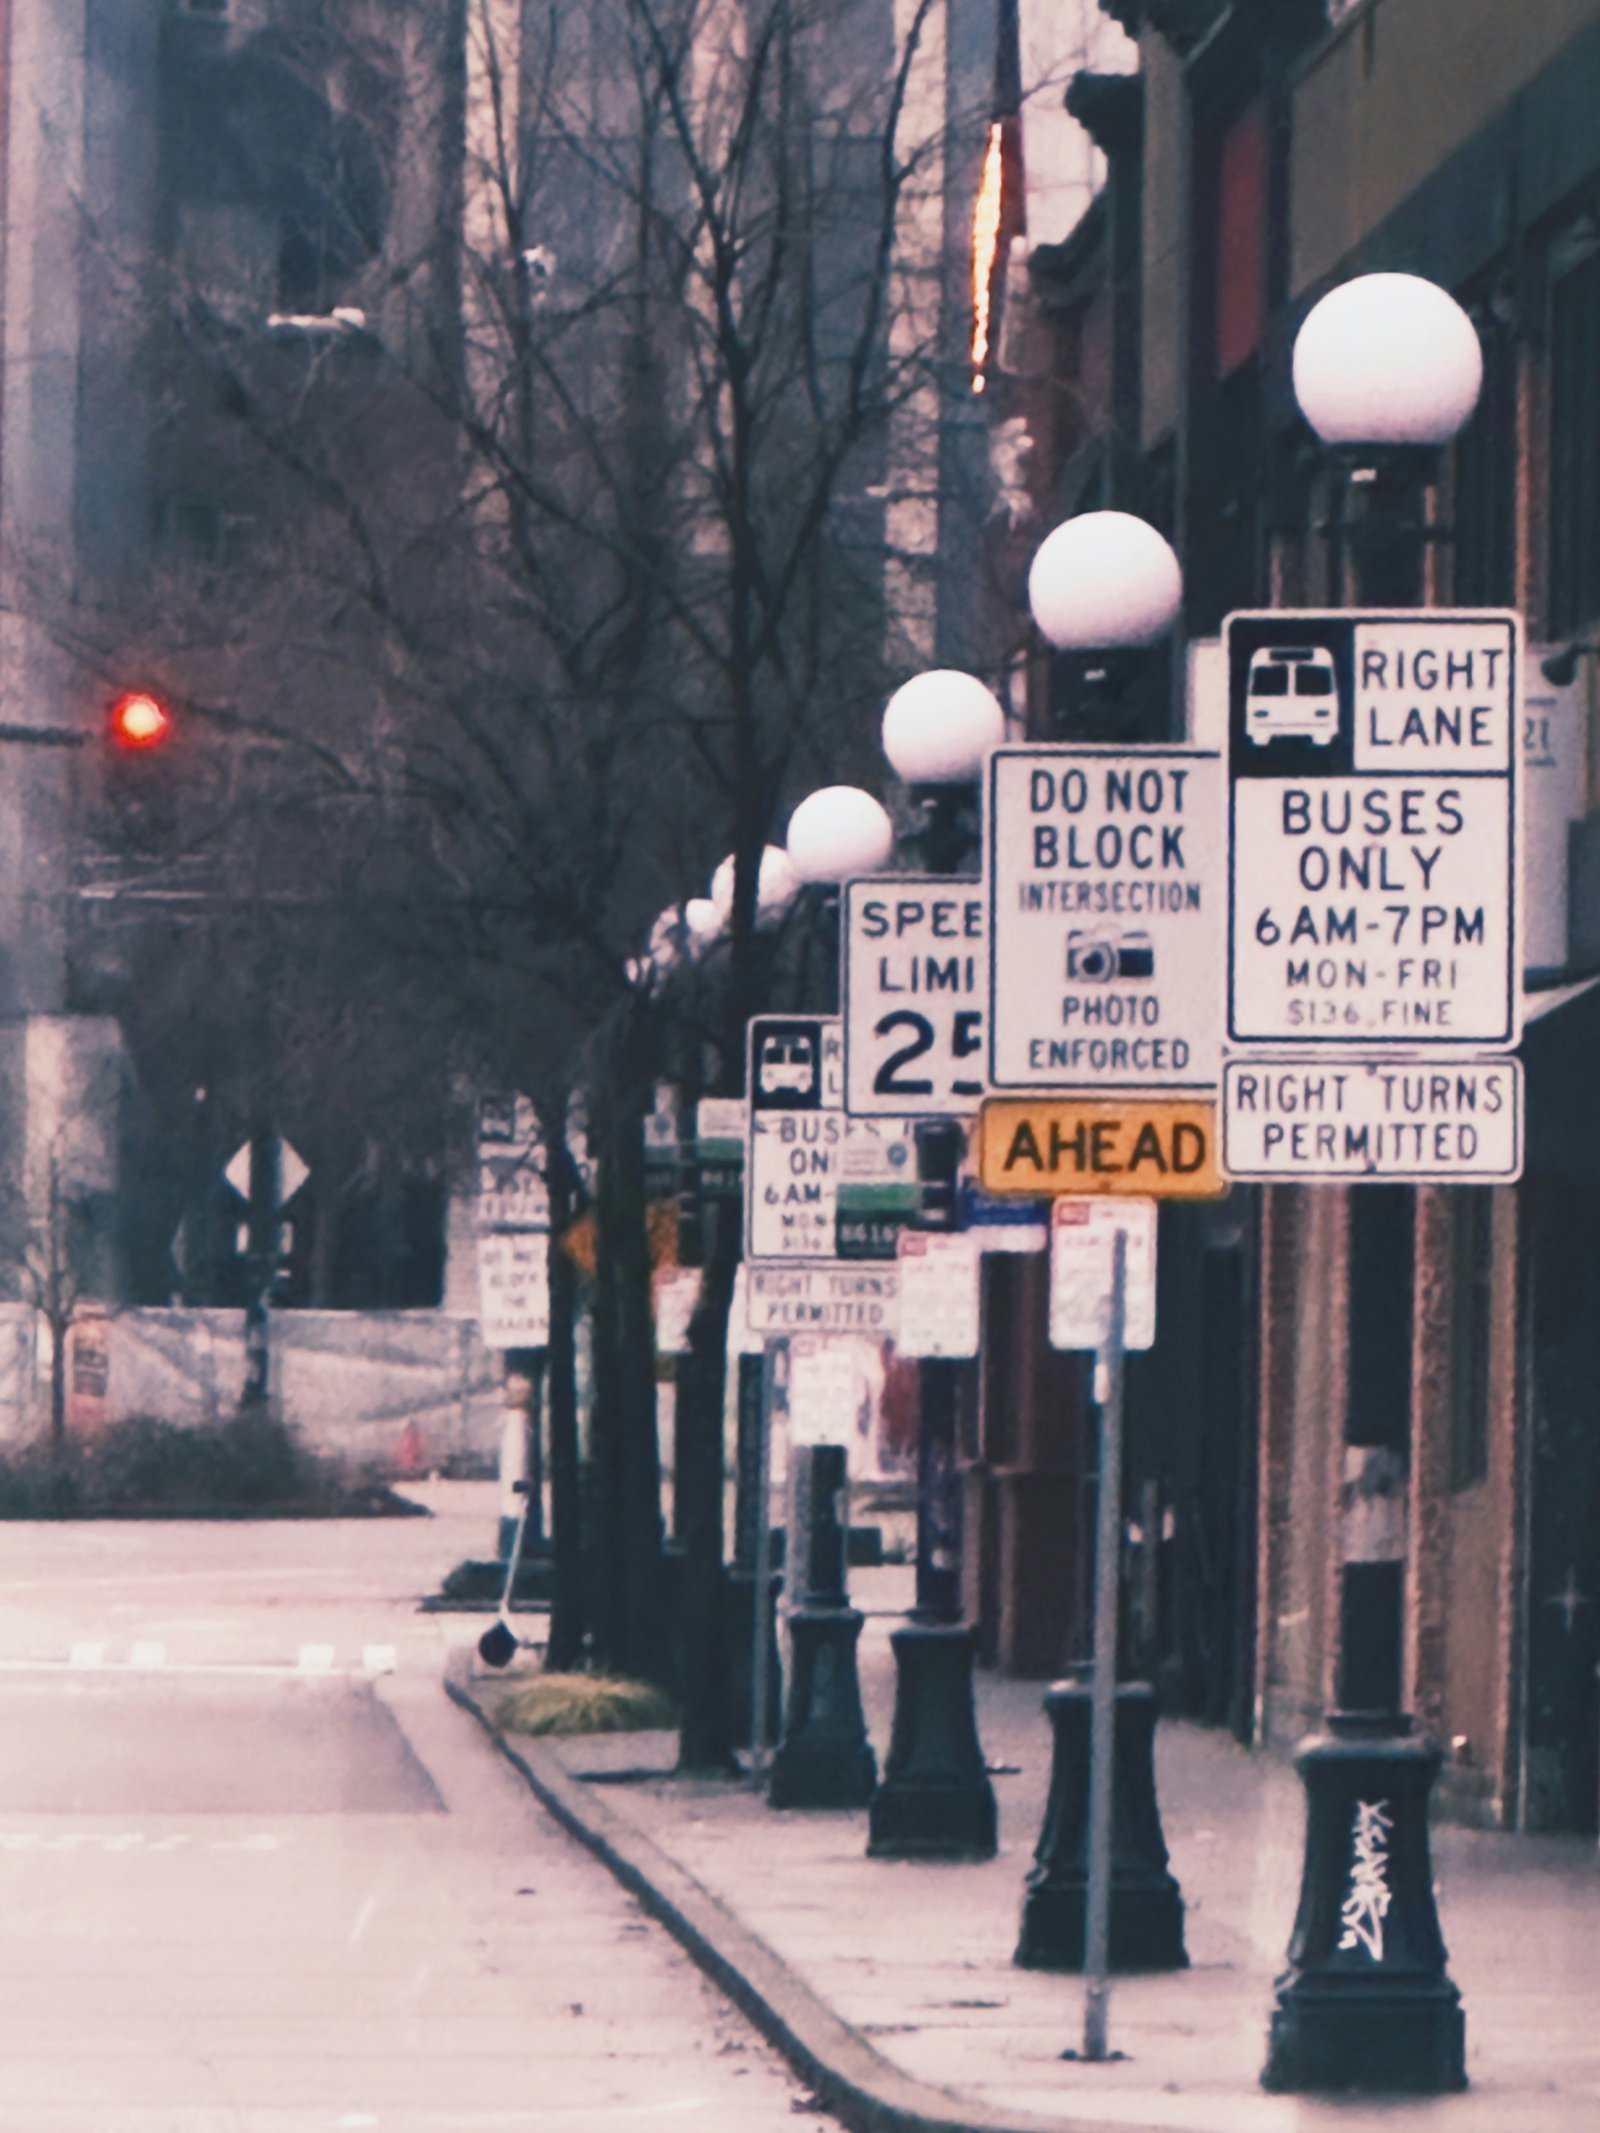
<box><xmin>493</xmin><ymin>1672</ymin><xmax>678</xmax><ymax>1737</ymax></box>
<box><xmin>0</xmin><ymin>1410</ymin><xmax>426</xmax><ymax>1520</ymax></box>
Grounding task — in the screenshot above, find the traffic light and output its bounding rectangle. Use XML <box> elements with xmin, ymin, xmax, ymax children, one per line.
<box><xmin>101</xmin><ymin>689</ymin><xmax>179</xmax><ymax>849</ymax></box>
<box><xmin>107</xmin><ymin>691</ymin><xmax>173</xmax><ymax>750</ymax></box>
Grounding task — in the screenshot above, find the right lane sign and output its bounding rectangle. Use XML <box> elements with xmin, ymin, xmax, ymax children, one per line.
<box><xmin>1225</xmin><ymin>611</ymin><xmax>1520</xmax><ymax>1050</ymax></box>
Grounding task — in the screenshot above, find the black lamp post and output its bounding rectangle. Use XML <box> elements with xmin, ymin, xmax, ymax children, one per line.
<box><xmin>1260</xmin><ymin>271</ymin><xmax>1482</xmax><ymax>2097</ymax></box>
<box><xmin>765</xmin><ymin>786</ymin><xmax>896</xmax><ymax>1811</ymax></box>
<box><xmin>866</xmin><ymin>670</ymin><xmax>1004</xmax><ymax>1860</ymax></box>
<box><xmin>1004</xmin><ymin>510</ymin><xmax>1190</xmax><ymax>1987</ymax></box>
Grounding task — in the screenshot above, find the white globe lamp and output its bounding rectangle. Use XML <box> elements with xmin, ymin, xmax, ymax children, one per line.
<box><xmin>881</xmin><ymin>670</ymin><xmax>1006</xmax><ymax>785</ymax></box>
<box><xmin>1292</xmin><ymin>273</ymin><xmax>1482</xmax><ymax>447</ymax></box>
<box><xmin>784</xmin><ymin>786</ymin><xmax>895</xmax><ymax>884</ymax></box>
<box><xmin>710</xmin><ymin>844</ymin><xmax>804</xmax><ymax>926</ymax></box>
<box><xmin>1028</xmin><ymin>511</ymin><xmax>1183</xmax><ymax>651</ymax></box>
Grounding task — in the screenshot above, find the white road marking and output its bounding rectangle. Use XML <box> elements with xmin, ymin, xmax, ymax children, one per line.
<box><xmin>129</xmin><ymin>1641</ymin><xmax>168</xmax><ymax>1669</ymax></box>
<box><xmin>298</xmin><ymin>1643</ymin><xmax>337</xmax><ymax>1674</ymax></box>
<box><xmin>68</xmin><ymin>1641</ymin><xmax>105</xmax><ymax>1668</ymax></box>
<box><xmin>361</xmin><ymin>1644</ymin><xmax>397</xmax><ymax>1675</ymax></box>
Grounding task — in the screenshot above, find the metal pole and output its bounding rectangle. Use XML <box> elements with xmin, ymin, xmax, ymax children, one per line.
<box><xmin>1082</xmin><ymin>1226</ymin><xmax>1128</xmax><ymax>2062</ymax></box>
<box><xmin>748</xmin><ymin>1336</ymin><xmax>778</xmax><ymax>1781</ymax></box>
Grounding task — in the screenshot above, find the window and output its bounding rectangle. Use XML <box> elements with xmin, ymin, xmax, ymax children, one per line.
<box><xmin>1453</xmin><ymin>307</ymin><xmax>1515</xmax><ymax>606</ymax></box>
<box><xmin>1450</xmin><ymin>1189</ymin><xmax>1494</xmax><ymax>1489</ymax></box>
<box><xmin>1549</xmin><ymin>246</ymin><xmax>1600</xmax><ymax>633</ymax></box>
<box><xmin>1211</xmin><ymin>99</ymin><xmax>1268</xmax><ymax>379</ymax></box>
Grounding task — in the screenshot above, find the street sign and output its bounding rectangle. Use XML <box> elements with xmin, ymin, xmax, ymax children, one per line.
<box><xmin>1225</xmin><ymin>610</ymin><xmax>1521</xmax><ymax>1048</ymax></box>
<box><xmin>895</xmin><ymin>1232</ymin><xmax>981</xmax><ymax>1357</ymax></box>
<box><xmin>745</xmin><ymin>1102</ymin><xmax>915</xmax><ymax>1262</ymax></box>
<box><xmin>747</xmin><ymin>1015</ymin><xmax>843</xmax><ymax>1113</ymax></box>
<box><xmin>843</xmin><ymin>878</ymin><xmax>987</xmax><ymax>1114</ymax></box>
<box><xmin>744</xmin><ymin>1263</ymin><xmax>899</xmax><ymax>1336</ymax></box>
<box><xmin>987</xmin><ymin>746</ymin><xmax>1224</xmax><ymax>1089</ymax></box>
<box><xmin>787</xmin><ymin>1335</ymin><xmax>871</xmax><ymax>1446</ymax></box>
<box><xmin>1049</xmin><ymin>1198</ymin><xmax>1156</xmax><ymax>1351</ymax></box>
<box><xmin>976</xmin><ymin>1096</ymin><xmax>1224</xmax><ymax>1199</ymax></box>
<box><xmin>1221</xmin><ymin>1057</ymin><xmax>1523</xmax><ymax>1182</ymax></box>
<box><xmin>477</xmin><ymin>1229</ymin><xmax>551</xmax><ymax>1347</ymax></box>
<box><xmin>477</xmin><ymin>1092</ymin><xmax>550</xmax><ymax>1230</ymax></box>
<box><xmin>957</xmin><ymin>1179</ymin><xmax>1050</xmax><ymax>1252</ymax></box>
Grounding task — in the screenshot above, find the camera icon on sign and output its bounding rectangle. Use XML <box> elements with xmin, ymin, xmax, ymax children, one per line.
<box><xmin>1065</xmin><ymin>929</ymin><xmax>1155</xmax><ymax>984</ymax></box>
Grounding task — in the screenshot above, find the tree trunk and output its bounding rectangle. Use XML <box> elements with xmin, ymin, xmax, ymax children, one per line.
<box><xmin>539</xmin><ymin>1101</ymin><xmax>587</xmax><ymax>1671</ymax></box>
<box><xmin>590</xmin><ymin>1021</ymin><xmax>666</xmax><ymax>1684</ymax></box>
<box><xmin>673</xmin><ymin>1218</ymin><xmax>739</xmax><ymax>1771</ymax></box>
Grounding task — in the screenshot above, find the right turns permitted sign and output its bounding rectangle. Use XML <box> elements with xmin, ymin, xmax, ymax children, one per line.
<box><xmin>1225</xmin><ymin>611</ymin><xmax>1521</xmax><ymax>1050</ymax></box>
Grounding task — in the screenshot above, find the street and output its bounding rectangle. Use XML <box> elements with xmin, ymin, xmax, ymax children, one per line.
<box><xmin>0</xmin><ymin>1487</ymin><xmax>847</xmax><ymax>2131</ymax></box>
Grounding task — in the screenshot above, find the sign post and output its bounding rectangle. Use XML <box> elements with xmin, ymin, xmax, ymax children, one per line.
<box><xmin>1082</xmin><ymin>1228</ymin><xmax>1127</xmax><ymax>2063</ymax></box>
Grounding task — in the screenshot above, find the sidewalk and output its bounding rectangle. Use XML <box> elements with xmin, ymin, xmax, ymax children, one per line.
<box><xmin>447</xmin><ymin>1570</ymin><xmax>1600</xmax><ymax>2133</ymax></box>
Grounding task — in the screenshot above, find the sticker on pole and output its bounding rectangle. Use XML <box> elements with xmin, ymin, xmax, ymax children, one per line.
<box><xmin>1049</xmin><ymin>1198</ymin><xmax>1156</xmax><ymax>1352</ymax></box>
<box><xmin>1225</xmin><ymin>611</ymin><xmax>1520</xmax><ymax>1048</ymax></box>
<box><xmin>988</xmin><ymin>747</ymin><xmax>1224</xmax><ymax>1089</ymax></box>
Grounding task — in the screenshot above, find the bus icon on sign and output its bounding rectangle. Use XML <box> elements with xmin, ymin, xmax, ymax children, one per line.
<box><xmin>1245</xmin><ymin>645</ymin><xmax>1340</xmax><ymax>745</ymax></box>
<box><xmin>757</xmin><ymin>1031</ymin><xmax>816</xmax><ymax>1098</ymax></box>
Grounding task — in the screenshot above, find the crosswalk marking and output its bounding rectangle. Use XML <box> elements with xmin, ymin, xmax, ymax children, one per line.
<box><xmin>0</xmin><ymin>1647</ymin><xmax>404</xmax><ymax>1680</ymax></box>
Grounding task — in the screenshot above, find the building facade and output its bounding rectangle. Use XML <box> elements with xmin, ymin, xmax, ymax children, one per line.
<box><xmin>993</xmin><ymin>0</ymin><xmax>1600</xmax><ymax>1834</ymax></box>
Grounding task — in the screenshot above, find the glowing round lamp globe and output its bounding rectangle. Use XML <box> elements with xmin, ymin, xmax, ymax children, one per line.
<box><xmin>1292</xmin><ymin>273</ymin><xmax>1482</xmax><ymax>446</ymax></box>
<box><xmin>709</xmin><ymin>845</ymin><xmax>803</xmax><ymax>925</ymax></box>
<box><xmin>785</xmin><ymin>786</ymin><xmax>894</xmax><ymax>884</ymax></box>
<box><xmin>881</xmin><ymin>670</ymin><xmax>1005</xmax><ymax>784</ymax></box>
<box><xmin>684</xmin><ymin>896</ymin><xmax>723</xmax><ymax>948</ymax></box>
<box><xmin>1028</xmin><ymin>512</ymin><xmax>1183</xmax><ymax>651</ymax></box>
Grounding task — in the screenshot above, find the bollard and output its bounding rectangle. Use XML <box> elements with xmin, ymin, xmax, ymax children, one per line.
<box><xmin>1015</xmin><ymin>1679</ymin><xmax>1186</xmax><ymax>1971</ymax></box>
<box><xmin>1261</xmin><ymin>1716</ymin><xmax>1465</xmax><ymax>2093</ymax></box>
<box><xmin>768</xmin><ymin>1444</ymin><xmax>876</xmax><ymax>1809</ymax></box>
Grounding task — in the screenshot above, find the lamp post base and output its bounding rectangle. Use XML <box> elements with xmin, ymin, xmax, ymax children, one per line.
<box><xmin>767</xmin><ymin>1607</ymin><xmax>877</xmax><ymax>1810</ymax></box>
<box><xmin>1015</xmin><ymin>1680</ymin><xmax>1186</xmax><ymax>1972</ymax></box>
<box><xmin>1260</xmin><ymin>1716</ymin><xmax>1465</xmax><ymax>2095</ymax></box>
<box><xmin>867</xmin><ymin>1620</ymin><xmax>996</xmax><ymax>1859</ymax></box>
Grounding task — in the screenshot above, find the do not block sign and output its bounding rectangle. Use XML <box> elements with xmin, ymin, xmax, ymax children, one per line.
<box><xmin>977</xmin><ymin>1096</ymin><xmax>1225</xmax><ymax>1199</ymax></box>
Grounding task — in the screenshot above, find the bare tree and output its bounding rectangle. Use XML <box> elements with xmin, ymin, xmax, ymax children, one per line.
<box><xmin>27</xmin><ymin>0</ymin><xmax>996</xmax><ymax>1759</ymax></box>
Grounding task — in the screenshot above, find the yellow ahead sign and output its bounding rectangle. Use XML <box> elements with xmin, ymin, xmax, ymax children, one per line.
<box><xmin>977</xmin><ymin>1097</ymin><xmax>1225</xmax><ymax>1199</ymax></box>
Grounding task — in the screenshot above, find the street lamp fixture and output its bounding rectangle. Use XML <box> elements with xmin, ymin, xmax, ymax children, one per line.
<box><xmin>763</xmin><ymin>781</ymin><xmax>894</xmax><ymax>1813</ymax></box>
<box><xmin>1009</xmin><ymin>517</ymin><xmax>1188</xmax><ymax>1975</ymax></box>
<box><xmin>783</xmin><ymin>787</ymin><xmax>895</xmax><ymax>884</ymax></box>
<box><xmin>1292</xmin><ymin>271</ymin><xmax>1483</xmax><ymax>605</ymax></box>
<box><xmin>867</xmin><ymin>668</ymin><xmax>1003</xmax><ymax>1861</ymax></box>
<box><xmin>1261</xmin><ymin>270</ymin><xmax>1479</xmax><ymax>2098</ymax></box>
<box><xmin>881</xmin><ymin>670</ymin><xmax>1005</xmax><ymax>875</ymax></box>
<box><xmin>1027</xmin><ymin>511</ymin><xmax>1184</xmax><ymax>736</ymax></box>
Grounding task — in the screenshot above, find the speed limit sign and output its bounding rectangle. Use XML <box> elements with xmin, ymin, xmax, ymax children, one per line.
<box><xmin>842</xmin><ymin>878</ymin><xmax>987</xmax><ymax>1116</ymax></box>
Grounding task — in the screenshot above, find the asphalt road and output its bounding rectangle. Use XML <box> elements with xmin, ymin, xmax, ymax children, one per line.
<box><xmin>0</xmin><ymin>1486</ymin><xmax>848</xmax><ymax>2131</ymax></box>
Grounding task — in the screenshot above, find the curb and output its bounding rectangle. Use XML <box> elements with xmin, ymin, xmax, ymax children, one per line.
<box><xmin>445</xmin><ymin>1658</ymin><xmax>1148</xmax><ymax>2133</ymax></box>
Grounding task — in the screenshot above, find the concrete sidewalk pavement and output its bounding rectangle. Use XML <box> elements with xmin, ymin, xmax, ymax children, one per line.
<box><xmin>447</xmin><ymin>1574</ymin><xmax>1600</xmax><ymax>2133</ymax></box>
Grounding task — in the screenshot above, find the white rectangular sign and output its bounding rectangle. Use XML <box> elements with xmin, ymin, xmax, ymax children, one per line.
<box><xmin>894</xmin><ymin>1233</ymin><xmax>981</xmax><ymax>1357</ymax></box>
<box><xmin>1049</xmin><ymin>1197</ymin><xmax>1156</xmax><ymax>1352</ymax></box>
<box><xmin>1226</xmin><ymin>611</ymin><xmax>1521</xmax><ymax>1049</ymax></box>
<box><xmin>787</xmin><ymin>1335</ymin><xmax>870</xmax><ymax>1446</ymax></box>
<box><xmin>744</xmin><ymin>1263</ymin><xmax>900</xmax><ymax>1336</ymax></box>
<box><xmin>745</xmin><ymin>1110</ymin><xmax>915</xmax><ymax>1262</ymax></box>
<box><xmin>478</xmin><ymin>1091</ymin><xmax>551</xmax><ymax>1230</ymax></box>
<box><xmin>843</xmin><ymin>878</ymin><xmax>987</xmax><ymax>1114</ymax></box>
<box><xmin>1221</xmin><ymin>1057</ymin><xmax>1523</xmax><ymax>1181</ymax></box>
<box><xmin>988</xmin><ymin>747</ymin><xmax>1224</xmax><ymax>1089</ymax></box>
<box><xmin>652</xmin><ymin>1266</ymin><xmax>703</xmax><ymax>1354</ymax></box>
<box><xmin>477</xmin><ymin>1229</ymin><xmax>551</xmax><ymax>1348</ymax></box>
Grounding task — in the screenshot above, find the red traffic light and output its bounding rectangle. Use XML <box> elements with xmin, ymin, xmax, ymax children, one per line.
<box><xmin>108</xmin><ymin>691</ymin><xmax>172</xmax><ymax>750</ymax></box>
